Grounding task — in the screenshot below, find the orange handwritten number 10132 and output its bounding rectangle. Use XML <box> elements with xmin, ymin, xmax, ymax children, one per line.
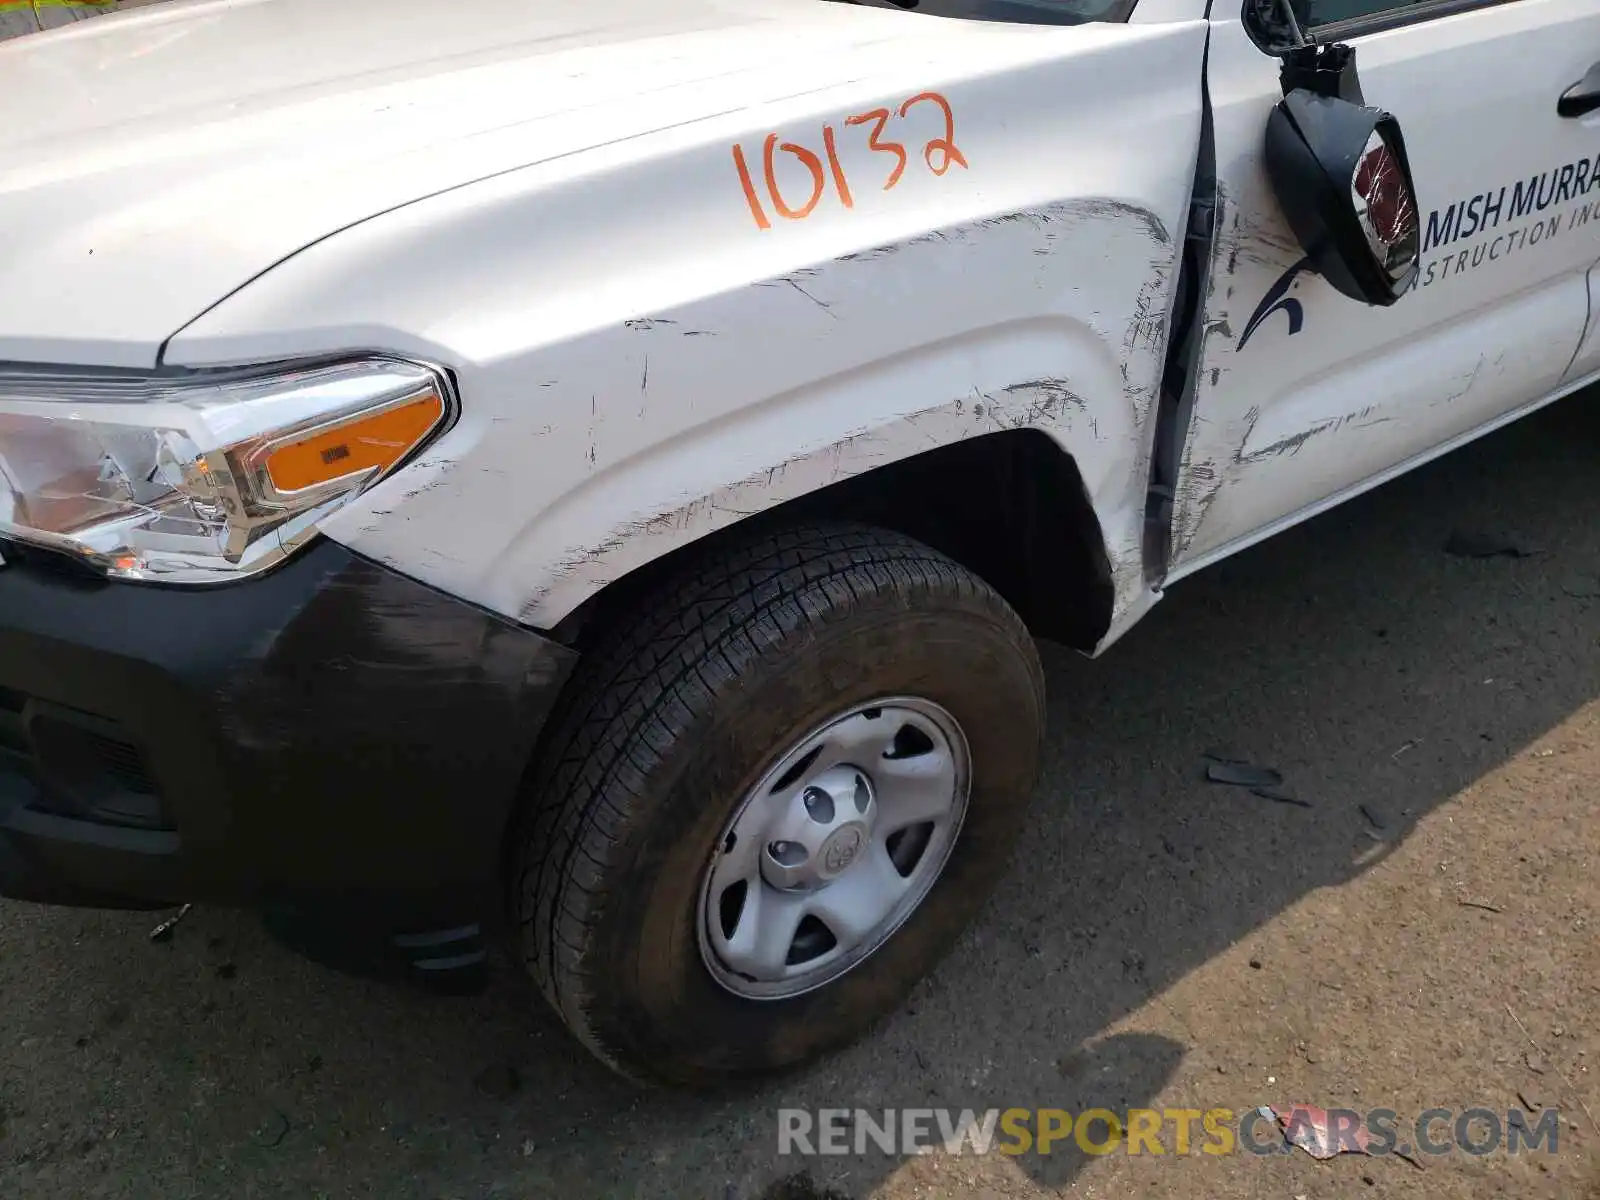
<box><xmin>733</xmin><ymin>92</ymin><xmax>967</xmax><ymax>231</ymax></box>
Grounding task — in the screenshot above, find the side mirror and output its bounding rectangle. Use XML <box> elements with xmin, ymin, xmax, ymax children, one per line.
<box><xmin>1264</xmin><ymin>88</ymin><xmax>1421</xmax><ymax>306</ymax></box>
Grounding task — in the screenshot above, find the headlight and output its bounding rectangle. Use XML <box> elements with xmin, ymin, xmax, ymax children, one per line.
<box><xmin>0</xmin><ymin>358</ymin><xmax>452</xmax><ymax>583</ymax></box>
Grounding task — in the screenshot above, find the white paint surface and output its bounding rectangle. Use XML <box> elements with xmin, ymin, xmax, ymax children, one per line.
<box><xmin>6</xmin><ymin>0</ymin><xmax>1176</xmax><ymax>366</ymax></box>
<box><xmin>163</xmin><ymin>4</ymin><xmax>1206</xmax><ymax>631</ymax></box>
<box><xmin>4</xmin><ymin>0</ymin><xmax>1595</xmax><ymax>650</ymax></box>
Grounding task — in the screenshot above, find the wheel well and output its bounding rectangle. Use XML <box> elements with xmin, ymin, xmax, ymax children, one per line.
<box><xmin>552</xmin><ymin>429</ymin><xmax>1114</xmax><ymax>654</ymax></box>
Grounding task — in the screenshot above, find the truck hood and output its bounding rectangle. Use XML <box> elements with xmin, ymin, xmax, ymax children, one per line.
<box><xmin>0</xmin><ymin>0</ymin><xmax>934</xmax><ymax>367</ymax></box>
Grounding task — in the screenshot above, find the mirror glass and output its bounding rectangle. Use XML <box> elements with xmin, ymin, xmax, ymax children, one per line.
<box><xmin>1350</xmin><ymin>129</ymin><xmax>1419</xmax><ymax>285</ymax></box>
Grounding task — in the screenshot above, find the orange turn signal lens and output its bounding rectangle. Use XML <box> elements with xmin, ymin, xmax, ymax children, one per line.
<box><xmin>263</xmin><ymin>391</ymin><xmax>446</xmax><ymax>494</ymax></box>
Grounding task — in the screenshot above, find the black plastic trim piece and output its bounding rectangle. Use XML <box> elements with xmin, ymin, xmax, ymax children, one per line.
<box><xmin>0</xmin><ymin>539</ymin><xmax>578</xmax><ymax>943</ymax></box>
<box><xmin>1147</xmin><ymin>28</ymin><xmax>1219</xmax><ymax>584</ymax></box>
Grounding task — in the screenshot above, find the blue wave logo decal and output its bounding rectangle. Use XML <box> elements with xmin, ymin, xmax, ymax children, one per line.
<box><xmin>1237</xmin><ymin>255</ymin><xmax>1313</xmax><ymax>351</ymax></box>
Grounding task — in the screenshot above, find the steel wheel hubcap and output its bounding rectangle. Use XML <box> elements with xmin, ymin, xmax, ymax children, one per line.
<box><xmin>698</xmin><ymin>697</ymin><xmax>970</xmax><ymax>1000</ymax></box>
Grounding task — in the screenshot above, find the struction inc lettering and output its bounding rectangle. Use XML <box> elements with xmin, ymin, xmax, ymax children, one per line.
<box><xmin>1422</xmin><ymin>152</ymin><xmax>1600</xmax><ymax>253</ymax></box>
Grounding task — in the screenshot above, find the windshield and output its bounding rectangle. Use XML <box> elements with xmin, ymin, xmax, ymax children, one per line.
<box><xmin>832</xmin><ymin>0</ymin><xmax>1136</xmax><ymax>26</ymax></box>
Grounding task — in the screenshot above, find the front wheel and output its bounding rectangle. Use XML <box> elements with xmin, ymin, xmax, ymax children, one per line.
<box><xmin>512</xmin><ymin>524</ymin><xmax>1045</xmax><ymax>1087</ymax></box>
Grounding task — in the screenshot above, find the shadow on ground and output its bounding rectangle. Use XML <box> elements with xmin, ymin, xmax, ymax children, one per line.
<box><xmin>1</xmin><ymin>393</ymin><xmax>1596</xmax><ymax>1200</ymax></box>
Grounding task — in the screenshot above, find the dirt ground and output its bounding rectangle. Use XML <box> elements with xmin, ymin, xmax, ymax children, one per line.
<box><xmin>1</xmin><ymin>390</ymin><xmax>1596</xmax><ymax>1200</ymax></box>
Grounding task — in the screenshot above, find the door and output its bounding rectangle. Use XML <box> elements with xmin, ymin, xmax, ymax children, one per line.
<box><xmin>1564</xmin><ymin>260</ymin><xmax>1600</xmax><ymax>383</ymax></box>
<box><xmin>1168</xmin><ymin>0</ymin><xmax>1600</xmax><ymax>574</ymax></box>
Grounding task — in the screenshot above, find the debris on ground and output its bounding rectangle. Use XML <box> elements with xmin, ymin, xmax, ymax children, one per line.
<box><xmin>1443</xmin><ymin>531</ymin><xmax>1538</xmax><ymax>559</ymax></box>
<box><xmin>1266</xmin><ymin>1104</ymin><xmax>1372</xmax><ymax>1159</ymax></box>
<box><xmin>148</xmin><ymin>904</ymin><xmax>192</xmax><ymax>943</ymax></box>
<box><xmin>1204</xmin><ymin>761</ymin><xmax>1283</xmax><ymax>789</ymax></box>
<box><xmin>1201</xmin><ymin>754</ymin><xmax>1312</xmax><ymax>807</ymax></box>
<box><xmin>1357</xmin><ymin>803</ymin><xmax>1399</xmax><ymax>842</ymax></box>
<box><xmin>1506</xmin><ymin>1004</ymin><xmax>1599</xmax><ymax>1131</ymax></box>
<box><xmin>1250</xmin><ymin>785</ymin><xmax>1311</xmax><ymax>808</ymax></box>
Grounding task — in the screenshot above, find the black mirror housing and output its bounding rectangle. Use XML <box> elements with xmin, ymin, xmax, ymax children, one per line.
<box><xmin>1264</xmin><ymin>88</ymin><xmax>1421</xmax><ymax>306</ymax></box>
<box><xmin>1280</xmin><ymin>38</ymin><xmax>1364</xmax><ymax>104</ymax></box>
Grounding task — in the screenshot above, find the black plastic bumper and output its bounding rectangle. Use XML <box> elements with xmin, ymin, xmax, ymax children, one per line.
<box><xmin>0</xmin><ymin>538</ymin><xmax>576</xmax><ymax>973</ymax></box>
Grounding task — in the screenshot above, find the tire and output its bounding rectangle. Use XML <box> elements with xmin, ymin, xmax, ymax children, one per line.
<box><xmin>512</xmin><ymin>523</ymin><xmax>1045</xmax><ymax>1087</ymax></box>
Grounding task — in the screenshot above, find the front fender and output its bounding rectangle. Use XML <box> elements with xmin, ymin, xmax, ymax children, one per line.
<box><xmin>164</xmin><ymin>20</ymin><xmax>1204</xmax><ymax>636</ymax></box>
<box><xmin>479</xmin><ymin>203</ymin><xmax>1164</xmax><ymax>628</ymax></box>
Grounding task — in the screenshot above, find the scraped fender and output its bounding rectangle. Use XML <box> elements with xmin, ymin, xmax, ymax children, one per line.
<box><xmin>432</xmin><ymin>198</ymin><xmax>1176</xmax><ymax>632</ymax></box>
<box><xmin>159</xmin><ymin>16</ymin><xmax>1206</xmax><ymax>642</ymax></box>
<box><xmin>194</xmin><ymin>197</ymin><xmax>1181</xmax><ymax>637</ymax></box>
<box><xmin>513</xmin><ymin>346</ymin><xmax>1128</xmax><ymax>628</ymax></box>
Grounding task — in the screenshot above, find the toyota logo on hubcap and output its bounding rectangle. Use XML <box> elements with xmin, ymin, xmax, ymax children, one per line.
<box><xmin>822</xmin><ymin>826</ymin><xmax>864</xmax><ymax>874</ymax></box>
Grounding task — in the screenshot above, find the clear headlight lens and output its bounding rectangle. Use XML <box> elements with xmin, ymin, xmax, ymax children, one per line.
<box><xmin>0</xmin><ymin>358</ymin><xmax>452</xmax><ymax>583</ymax></box>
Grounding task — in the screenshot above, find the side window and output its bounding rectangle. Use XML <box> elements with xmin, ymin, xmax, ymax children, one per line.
<box><xmin>1299</xmin><ymin>0</ymin><xmax>1428</xmax><ymax>26</ymax></box>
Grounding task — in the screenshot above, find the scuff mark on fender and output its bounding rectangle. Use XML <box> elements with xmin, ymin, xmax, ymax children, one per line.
<box><xmin>364</xmin><ymin>189</ymin><xmax>1179</xmax><ymax>633</ymax></box>
<box><xmin>784</xmin><ymin>278</ymin><xmax>836</xmax><ymax>317</ymax></box>
<box><xmin>963</xmin><ymin>198</ymin><xmax>1169</xmax><ymax>246</ymax></box>
<box><xmin>1001</xmin><ymin>378</ymin><xmax>1087</xmax><ymax>421</ymax></box>
<box><xmin>516</xmin><ymin>367</ymin><xmax>1130</xmax><ymax>624</ymax></box>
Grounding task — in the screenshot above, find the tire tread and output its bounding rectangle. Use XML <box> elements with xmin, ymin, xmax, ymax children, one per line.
<box><xmin>512</xmin><ymin>524</ymin><xmax>1035</xmax><ymax>1079</ymax></box>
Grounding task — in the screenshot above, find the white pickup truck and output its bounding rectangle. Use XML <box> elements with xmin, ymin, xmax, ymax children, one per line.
<box><xmin>0</xmin><ymin>0</ymin><xmax>1596</xmax><ymax>1086</ymax></box>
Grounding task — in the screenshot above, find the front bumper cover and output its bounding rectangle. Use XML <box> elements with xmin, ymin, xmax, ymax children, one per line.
<box><xmin>0</xmin><ymin>537</ymin><xmax>576</xmax><ymax>972</ymax></box>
